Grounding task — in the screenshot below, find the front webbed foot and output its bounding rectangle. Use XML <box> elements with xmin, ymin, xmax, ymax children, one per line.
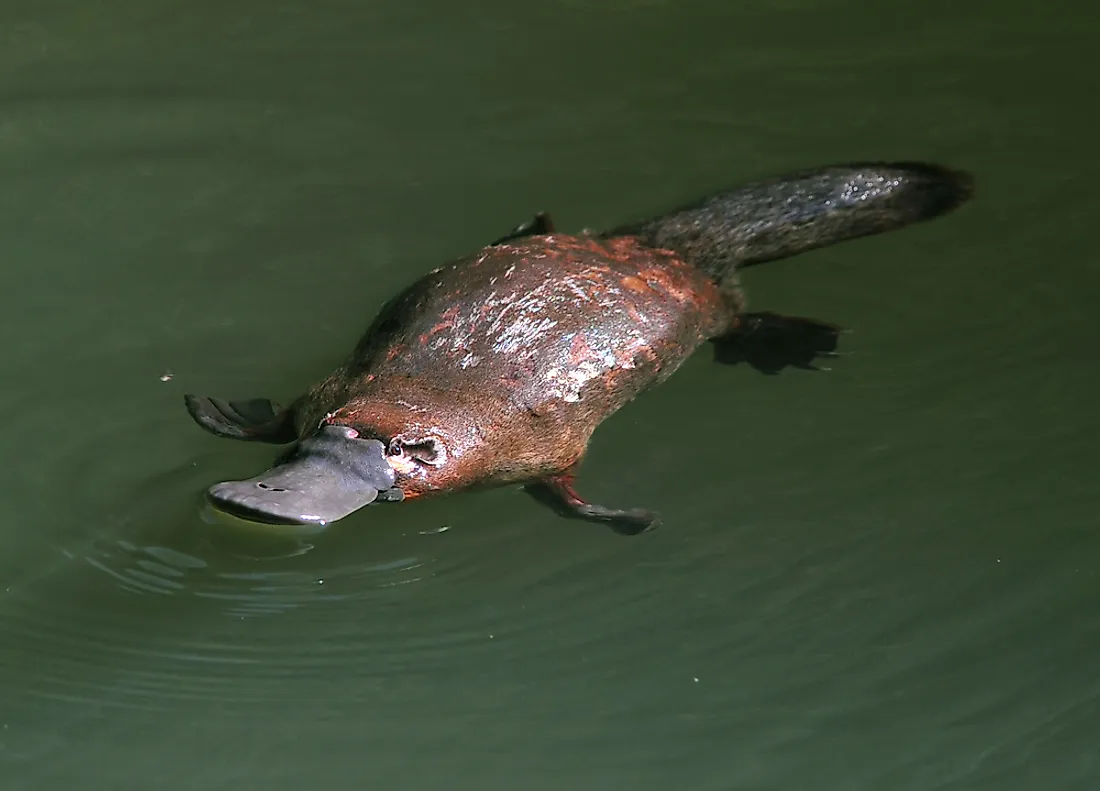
<box><xmin>489</xmin><ymin>212</ymin><xmax>555</xmax><ymax>246</ymax></box>
<box><xmin>712</xmin><ymin>311</ymin><xmax>845</xmax><ymax>374</ymax></box>
<box><xmin>524</xmin><ymin>471</ymin><xmax>658</xmax><ymax>536</ymax></box>
<box><xmin>374</xmin><ymin>486</ymin><xmax>406</xmax><ymax>503</ymax></box>
<box><xmin>183</xmin><ymin>395</ymin><xmax>298</xmax><ymax>443</ymax></box>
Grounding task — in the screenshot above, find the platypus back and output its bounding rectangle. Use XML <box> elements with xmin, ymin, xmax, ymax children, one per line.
<box><xmin>602</xmin><ymin>162</ymin><xmax>973</xmax><ymax>283</ymax></box>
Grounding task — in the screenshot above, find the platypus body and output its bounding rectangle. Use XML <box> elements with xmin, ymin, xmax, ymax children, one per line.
<box><xmin>186</xmin><ymin>162</ymin><xmax>973</xmax><ymax>533</ymax></box>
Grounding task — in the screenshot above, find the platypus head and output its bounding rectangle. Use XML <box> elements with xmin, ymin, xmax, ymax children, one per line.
<box><xmin>318</xmin><ymin>391</ymin><xmax>483</xmax><ymax>500</ymax></box>
<box><xmin>202</xmin><ymin>422</ymin><xmax>400</xmax><ymax>527</ymax></box>
<box><xmin>185</xmin><ymin>386</ymin><xmax>487</xmax><ymax>527</ymax></box>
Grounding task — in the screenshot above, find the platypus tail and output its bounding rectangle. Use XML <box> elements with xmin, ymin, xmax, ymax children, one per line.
<box><xmin>601</xmin><ymin>162</ymin><xmax>973</xmax><ymax>282</ymax></box>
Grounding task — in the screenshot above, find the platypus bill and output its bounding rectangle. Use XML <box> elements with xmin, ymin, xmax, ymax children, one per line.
<box><xmin>185</xmin><ymin>162</ymin><xmax>973</xmax><ymax>534</ymax></box>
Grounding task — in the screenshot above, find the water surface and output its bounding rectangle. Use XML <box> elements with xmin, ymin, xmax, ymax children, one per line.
<box><xmin>2</xmin><ymin>1</ymin><xmax>1098</xmax><ymax>789</ymax></box>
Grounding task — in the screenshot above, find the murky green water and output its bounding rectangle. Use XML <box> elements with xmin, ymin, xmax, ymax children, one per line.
<box><xmin>2</xmin><ymin>1</ymin><xmax>1098</xmax><ymax>789</ymax></box>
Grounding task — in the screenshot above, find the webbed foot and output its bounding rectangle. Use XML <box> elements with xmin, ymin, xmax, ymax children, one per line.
<box><xmin>490</xmin><ymin>212</ymin><xmax>555</xmax><ymax>246</ymax></box>
<box><xmin>524</xmin><ymin>471</ymin><xmax>658</xmax><ymax>535</ymax></box>
<box><xmin>183</xmin><ymin>395</ymin><xmax>298</xmax><ymax>443</ymax></box>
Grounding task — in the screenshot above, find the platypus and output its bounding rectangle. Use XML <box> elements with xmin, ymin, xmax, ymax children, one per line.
<box><xmin>185</xmin><ymin>162</ymin><xmax>973</xmax><ymax>534</ymax></box>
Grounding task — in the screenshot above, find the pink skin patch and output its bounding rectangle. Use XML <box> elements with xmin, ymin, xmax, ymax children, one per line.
<box><xmin>321</xmin><ymin>413</ymin><xmax>360</xmax><ymax>438</ymax></box>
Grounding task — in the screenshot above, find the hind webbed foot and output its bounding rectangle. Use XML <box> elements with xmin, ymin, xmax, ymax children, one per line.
<box><xmin>524</xmin><ymin>472</ymin><xmax>658</xmax><ymax>535</ymax></box>
<box><xmin>712</xmin><ymin>312</ymin><xmax>845</xmax><ymax>374</ymax></box>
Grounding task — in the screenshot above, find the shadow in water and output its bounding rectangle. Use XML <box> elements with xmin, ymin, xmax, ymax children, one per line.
<box><xmin>712</xmin><ymin>311</ymin><xmax>845</xmax><ymax>374</ymax></box>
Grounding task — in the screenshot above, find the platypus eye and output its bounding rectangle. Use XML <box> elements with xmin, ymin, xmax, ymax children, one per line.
<box><xmin>390</xmin><ymin>436</ymin><xmax>446</xmax><ymax>467</ymax></box>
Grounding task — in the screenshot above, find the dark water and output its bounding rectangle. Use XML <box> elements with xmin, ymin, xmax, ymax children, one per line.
<box><xmin>2</xmin><ymin>1</ymin><xmax>1098</xmax><ymax>789</ymax></box>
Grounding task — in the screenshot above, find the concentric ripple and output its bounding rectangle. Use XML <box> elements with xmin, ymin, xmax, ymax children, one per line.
<box><xmin>0</xmin><ymin>385</ymin><xmax>517</xmax><ymax>711</ymax></box>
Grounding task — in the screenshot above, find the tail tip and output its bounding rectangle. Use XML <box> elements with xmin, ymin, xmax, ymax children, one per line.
<box><xmin>888</xmin><ymin>161</ymin><xmax>975</xmax><ymax>218</ymax></box>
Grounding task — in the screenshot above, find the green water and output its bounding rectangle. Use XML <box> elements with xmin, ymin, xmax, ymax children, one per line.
<box><xmin>2</xmin><ymin>1</ymin><xmax>1098</xmax><ymax>789</ymax></box>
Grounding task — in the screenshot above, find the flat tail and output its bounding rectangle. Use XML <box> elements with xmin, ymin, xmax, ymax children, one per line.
<box><xmin>602</xmin><ymin>161</ymin><xmax>974</xmax><ymax>280</ymax></box>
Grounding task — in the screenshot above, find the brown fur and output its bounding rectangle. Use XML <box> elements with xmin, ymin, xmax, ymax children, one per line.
<box><xmin>291</xmin><ymin>235</ymin><xmax>739</xmax><ymax>498</ymax></box>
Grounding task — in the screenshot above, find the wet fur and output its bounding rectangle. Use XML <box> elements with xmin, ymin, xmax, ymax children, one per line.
<box><xmin>188</xmin><ymin>161</ymin><xmax>973</xmax><ymax>527</ymax></box>
<box><xmin>292</xmin><ymin>236</ymin><xmax>737</xmax><ymax>498</ymax></box>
